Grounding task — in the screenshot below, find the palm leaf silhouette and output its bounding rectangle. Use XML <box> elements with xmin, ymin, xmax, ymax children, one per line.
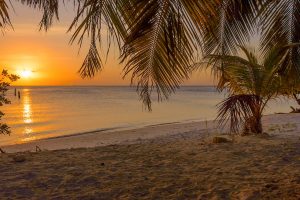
<box><xmin>0</xmin><ymin>0</ymin><xmax>11</xmax><ymax>30</ymax></box>
<box><xmin>261</xmin><ymin>0</ymin><xmax>300</xmax><ymax>80</ymax></box>
<box><xmin>1</xmin><ymin>0</ymin><xmax>300</xmax><ymax>110</ymax></box>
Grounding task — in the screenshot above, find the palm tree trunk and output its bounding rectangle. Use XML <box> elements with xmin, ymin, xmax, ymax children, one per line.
<box><xmin>252</xmin><ymin>115</ymin><xmax>263</xmax><ymax>134</ymax></box>
<box><xmin>243</xmin><ymin>102</ymin><xmax>263</xmax><ymax>135</ymax></box>
<box><xmin>243</xmin><ymin>115</ymin><xmax>262</xmax><ymax>135</ymax></box>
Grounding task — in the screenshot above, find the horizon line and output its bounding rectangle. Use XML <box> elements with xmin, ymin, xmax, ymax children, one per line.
<box><xmin>12</xmin><ymin>84</ymin><xmax>216</xmax><ymax>87</ymax></box>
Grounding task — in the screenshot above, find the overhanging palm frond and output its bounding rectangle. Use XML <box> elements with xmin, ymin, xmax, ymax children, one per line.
<box><xmin>0</xmin><ymin>0</ymin><xmax>11</xmax><ymax>30</ymax></box>
<box><xmin>267</xmin><ymin>44</ymin><xmax>300</xmax><ymax>98</ymax></box>
<box><xmin>79</xmin><ymin>41</ymin><xmax>102</xmax><ymax>78</ymax></box>
<box><xmin>260</xmin><ymin>0</ymin><xmax>300</xmax><ymax>79</ymax></box>
<box><xmin>68</xmin><ymin>0</ymin><xmax>130</xmax><ymax>79</ymax></box>
<box><xmin>17</xmin><ymin>0</ymin><xmax>61</xmax><ymax>31</ymax></box>
<box><xmin>203</xmin><ymin>0</ymin><xmax>259</xmax><ymax>56</ymax></box>
<box><xmin>121</xmin><ymin>0</ymin><xmax>207</xmax><ymax>110</ymax></box>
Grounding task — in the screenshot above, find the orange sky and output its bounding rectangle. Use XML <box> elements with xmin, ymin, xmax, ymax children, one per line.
<box><xmin>0</xmin><ymin>1</ymin><xmax>214</xmax><ymax>86</ymax></box>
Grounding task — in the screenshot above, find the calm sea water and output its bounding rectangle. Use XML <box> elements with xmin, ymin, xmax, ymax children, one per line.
<box><xmin>0</xmin><ymin>86</ymin><xmax>297</xmax><ymax>146</ymax></box>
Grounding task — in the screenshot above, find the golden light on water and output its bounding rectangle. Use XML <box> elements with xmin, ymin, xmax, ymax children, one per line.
<box><xmin>23</xmin><ymin>104</ymin><xmax>32</xmax><ymax>124</ymax></box>
<box><xmin>22</xmin><ymin>90</ymin><xmax>34</xmax><ymax>141</ymax></box>
<box><xmin>21</xmin><ymin>136</ymin><xmax>37</xmax><ymax>143</ymax></box>
<box><xmin>23</xmin><ymin>93</ymin><xmax>32</xmax><ymax>124</ymax></box>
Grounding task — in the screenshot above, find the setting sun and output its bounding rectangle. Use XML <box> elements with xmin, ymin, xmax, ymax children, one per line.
<box><xmin>20</xmin><ymin>70</ymin><xmax>32</xmax><ymax>78</ymax></box>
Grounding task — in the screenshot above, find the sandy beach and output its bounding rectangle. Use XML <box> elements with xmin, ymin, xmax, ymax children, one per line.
<box><xmin>0</xmin><ymin>113</ymin><xmax>299</xmax><ymax>199</ymax></box>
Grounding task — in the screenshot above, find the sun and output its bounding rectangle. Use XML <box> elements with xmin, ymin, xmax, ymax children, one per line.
<box><xmin>20</xmin><ymin>70</ymin><xmax>33</xmax><ymax>78</ymax></box>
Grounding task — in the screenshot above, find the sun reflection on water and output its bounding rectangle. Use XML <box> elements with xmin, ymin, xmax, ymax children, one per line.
<box><xmin>21</xmin><ymin>136</ymin><xmax>37</xmax><ymax>143</ymax></box>
<box><xmin>23</xmin><ymin>104</ymin><xmax>32</xmax><ymax>124</ymax></box>
<box><xmin>22</xmin><ymin>89</ymin><xmax>34</xmax><ymax>141</ymax></box>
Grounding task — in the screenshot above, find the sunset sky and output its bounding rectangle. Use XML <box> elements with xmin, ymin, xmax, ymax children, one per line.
<box><xmin>0</xmin><ymin>1</ymin><xmax>213</xmax><ymax>86</ymax></box>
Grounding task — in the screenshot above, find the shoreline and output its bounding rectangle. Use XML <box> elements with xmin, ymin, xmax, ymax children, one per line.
<box><xmin>2</xmin><ymin>113</ymin><xmax>300</xmax><ymax>153</ymax></box>
<box><xmin>46</xmin><ymin>120</ymin><xmax>186</xmax><ymax>140</ymax></box>
<box><xmin>2</xmin><ymin>118</ymin><xmax>216</xmax><ymax>153</ymax></box>
<box><xmin>1</xmin><ymin>118</ymin><xmax>209</xmax><ymax>150</ymax></box>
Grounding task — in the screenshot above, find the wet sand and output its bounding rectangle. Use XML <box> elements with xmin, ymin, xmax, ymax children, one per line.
<box><xmin>0</xmin><ymin>113</ymin><xmax>299</xmax><ymax>199</ymax></box>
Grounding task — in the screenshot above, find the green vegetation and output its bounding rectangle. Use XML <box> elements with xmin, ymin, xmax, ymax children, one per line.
<box><xmin>0</xmin><ymin>70</ymin><xmax>19</xmax><ymax>134</ymax></box>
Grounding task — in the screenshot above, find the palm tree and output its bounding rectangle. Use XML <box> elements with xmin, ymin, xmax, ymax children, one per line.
<box><xmin>204</xmin><ymin>45</ymin><xmax>297</xmax><ymax>134</ymax></box>
<box><xmin>1</xmin><ymin>0</ymin><xmax>300</xmax><ymax>110</ymax></box>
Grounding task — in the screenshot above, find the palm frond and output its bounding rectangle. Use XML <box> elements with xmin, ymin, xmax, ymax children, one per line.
<box><xmin>79</xmin><ymin>41</ymin><xmax>102</xmax><ymax>78</ymax></box>
<box><xmin>203</xmin><ymin>0</ymin><xmax>259</xmax><ymax>56</ymax></box>
<box><xmin>204</xmin><ymin>51</ymin><xmax>259</xmax><ymax>93</ymax></box>
<box><xmin>121</xmin><ymin>0</ymin><xmax>206</xmax><ymax>110</ymax></box>
<box><xmin>0</xmin><ymin>0</ymin><xmax>11</xmax><ymax>30</ymax></box>
<box><xmin>17</xmin><ymin>0</ymin><xmax>61</xmax><ymax>31</ymax></box>
<box><xmin>204</xmin><ymin>45</ymin><xmax>292</xmax><ymax>98</ymax></box>
<box><xmin>260</xmin><ymin>0</ymin><xmax>300</xmax><ymax>78</ymax></box>
<box><xmin>217</xmin><ymin>94</ymin><xmax>261</xmax><ymax>133</ymax></box>
<box><xmin>68</xmin><ymin>0</ymin><xmax>131</xmax><ymax>79</ymax></box>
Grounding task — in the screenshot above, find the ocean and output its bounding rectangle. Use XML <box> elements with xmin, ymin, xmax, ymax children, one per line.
<box><xmin>0</xmin><ymin>86</ymin><xmax>297</xmax><ymax>146</ymax></box>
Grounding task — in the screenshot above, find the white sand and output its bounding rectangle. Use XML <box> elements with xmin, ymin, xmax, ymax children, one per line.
<box><xmin>2</xmin><ymin>113</ymin><xmax>300</xmax><ymax>153</ymax></box>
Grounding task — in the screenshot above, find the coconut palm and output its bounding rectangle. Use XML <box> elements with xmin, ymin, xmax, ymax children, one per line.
<box><xmin>204</xmin><ymin>45</ymin><xmax>298</xmax><ymax>134</ymax></box>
